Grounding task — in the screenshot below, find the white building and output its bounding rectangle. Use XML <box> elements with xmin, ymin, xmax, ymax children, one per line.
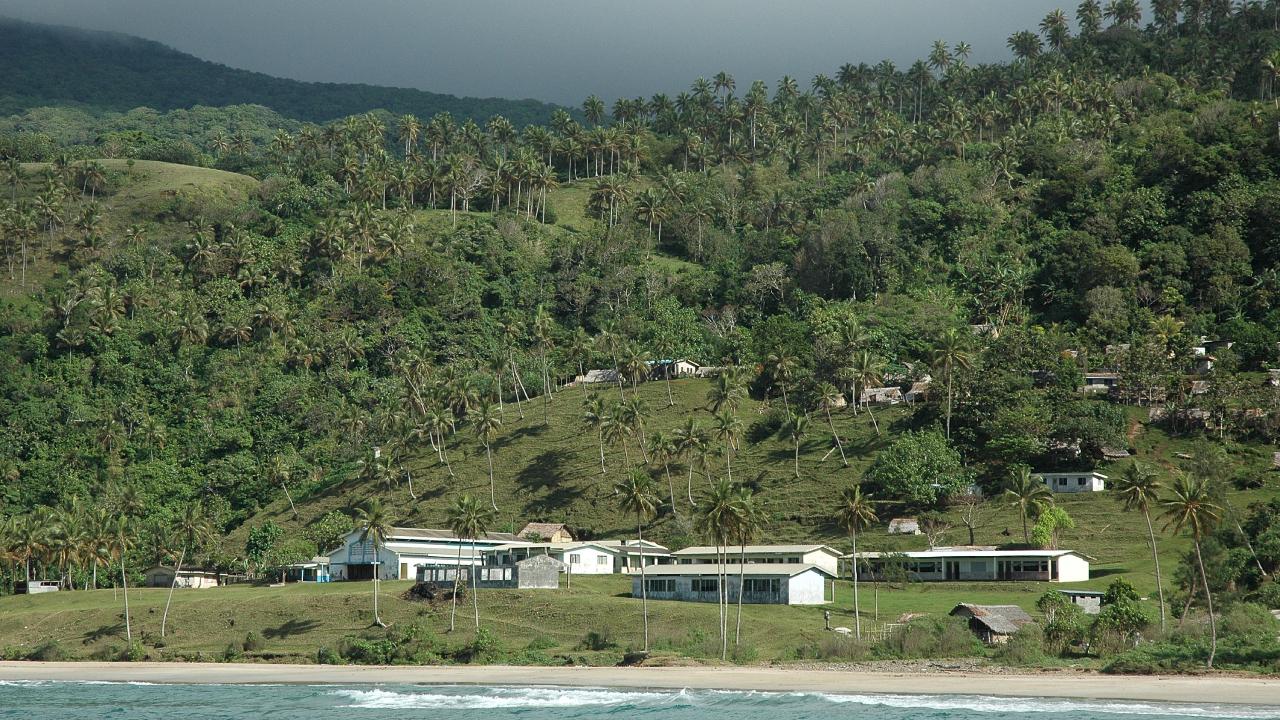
<box><xmin>673</xmin><ymin>544</ymin><xmax>842</xmax><ymax>576</ymax></box>
<box><xmin>594</xmin><ymin>539</ymin><xmax>674</xmax><ymax>573</ymax></box>
<box><xmin>855</xmin><ymin>548</ymin><xmax>1091</xmax><ymax>583</ymax></box>
<box><xmin>1038</xmin><ymin>471</ymin><xmax>1107</xmax><ymax>493</ymax></box>
<box><xmin>143</xmin><ymin>566</ymin><xmax>220</xmax><ymax>589</ymax></box>
<box><xmin>1081</xmin><ymin>372</ymin><xmax>1120</xmax><ymax>393</ymax></box>
<box><xmin>326</xmin><ymin>526</ymin><xmax>527</xmax><ymax>581</ymax></box>
<box><xmin>633</xmin><ymin>564</ymin><xmax>833</xmax><ymax>605</ymax></box>
<box><xmin>484</xmin><ymin>539</ymin><xmax>673</xmax><ymax>574</ymax></box>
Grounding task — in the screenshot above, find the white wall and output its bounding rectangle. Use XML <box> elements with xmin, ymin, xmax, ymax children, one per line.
<box><xmin>799</xmin><ymin>550</ymin><xmax>840</xmax><ymax>576</ymax></box>
<box><xmin>787</xmin><ymin>571</ymin><xmax>829</xmax><ymax>605</ymax></box>
<box><xmin>1055</xmin><ymin>554</ymin><xmax>1090</xmax><ymax>583</ymax></box>
<box><xmin>1042</xmin><ymin>474</ymin><xmax>1105</xmax><ymax>493</ymax></box>
<box><xmin>563</xmin><ymin>547</ymin><xmax>616</xmax><ymax>574</ymax></box>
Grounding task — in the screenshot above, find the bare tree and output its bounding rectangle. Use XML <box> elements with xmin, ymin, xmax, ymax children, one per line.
<box><xmin>950</xmin><ymin>492</ymin><xmax>988</xmax><ymax>546</ymax></box>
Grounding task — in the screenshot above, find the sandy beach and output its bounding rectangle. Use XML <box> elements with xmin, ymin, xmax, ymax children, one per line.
<box><xmin>2</xmin><ymin>662</ymin><xmax>1278</xmax><ymax>705</ymax></box>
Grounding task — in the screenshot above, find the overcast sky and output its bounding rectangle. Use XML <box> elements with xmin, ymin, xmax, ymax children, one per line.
<box><xmin>2</xmin><ymin>0</ymin><xmax>1077</xmax><ymax>105</ymax></box>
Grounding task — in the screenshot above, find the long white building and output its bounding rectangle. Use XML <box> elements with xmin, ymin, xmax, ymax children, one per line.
<box><xmin>673</xmin><ymin>544</ymin><xmax>842</xmax><ymax>576</ymax></box>
<box><xmin>854</xmin><ymin>548</ymin><xmax>1090</xmax><ymax>583</ymax></box>
<box><xmin>327</xmin><ymin>527</ymin><xmax>527</xmax><ymax>581</ymax></box>
<box><xmin>484</xmin><ymin>540</ymin><xmax>673</xmax><ymax>575</ymax></box>
<box><xmin>632</xmin><ymin>564</ymin><xmax>833</xmax><ymax>605</ymax></box>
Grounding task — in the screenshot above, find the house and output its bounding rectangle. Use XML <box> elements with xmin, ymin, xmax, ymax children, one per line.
<box><xmin>517</xmin><ymin>522</ymin><xmax>574</xmax><ymax>543</ymax></box>
<box><xmin>1058</xmin><ymin>589</ymin><xmax>1104</xmax><ymax>615</ymax></box>
<box><xmin>1038</xmin><ymin>471</ymin><xmax>1106</xmax><ymax>493</ymax></box>
<box><xmin>887</xmin><ymin>518</ymin><xmax>921</xmax><ymax>535</ymax></box>
<box><xmin>486</xmin><ymin>540</ymin><xmax>673</xmax><ymax>574</ymax></box>
<box><xmin>673</xmin><ymin>544</ymin><xmax>842</xmax><ymax>576</ymax></box>
<box><xmin>950</xmin><ymin>603</ymin><xmax>1034</xmax><ymax>644</ymax></box>
<box><xmin>860</xmin><ymin>386</ymin><xmax>903</xmax><ymax>405</ymax></box>
<box><xmin>1101</xmin><ymin>446</ymin><xmax>1131</xmax><ymax>460</ymax></box>
<box><xmin>648</xmin><ymin>359</ymin><xmax>702</xmax><ymax>380</ymax></box>
<box><xmin>1081</xmin><ymin>372</ymin><xmax>1120</xmax><ymax>393</ymax></box>
<box><xmin>144</xmin><ymin>566</ymin><xmax>220</xmax><ymax>589</ymax></box>
<box><xmin>632</xmin><ymin>564</ymin><xmax>834</xmax><ymax>605</ymax></box>
<box><xmin>284</xmin><ymin>556</ymin><xmax>331</xmax><ymax>583</ymax></box>
<box><xmin>1195</xmin><ymin>356</ymin><xmax>1216</xmax><ymax>374</ymax></box>
<box><xmin>855</xmin><ymin>548</ymin><xmax>1091</xmax><ymax>583</ymax></box>
<box><xmin>326</xmin><ymin>526</ymin><xmax>527</xmax><ymax>581</ymax></box>
<box><xmin>904</xmin><ymin>379</ymin><xmax>931</xmax><ymax>403</ymax></box>
<box><xmin>419</xmin><ymin>554</ymin><xmax>565</xmax><ymax>590</ymax></box>
<box><xmin>14</xmin><ymin>580</ymin><xmax>60</xmax><ymax>594</ymax></box>
<box><xmin>576</xmin><ymin>368</ymin><xmax>620</xmax><ymax>384</ymax></box>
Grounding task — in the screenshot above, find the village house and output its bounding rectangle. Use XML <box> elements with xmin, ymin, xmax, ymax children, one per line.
<box><xmin>486</xmin><ymin>540</ymin><xmax>673</xmax><ymax>574</ymax></box>
<box><xmin>517</xmin><ymin>522</ymin><xmax>573</xmax><ymax>543</ymax></box>
<box><xmin>673</xmin><ymin>544</ymin><xmax>842</xmax><ymax>576</ymax></box>
<box><xmin>904</xmin><ymin>379</ymin><xmax>931</xmax><ymax>403</ymax></box>
<box><xmin>14</xmin><ymin>580</ymin><xmax>60</xmax><ymax>594</ymax></box>
<box><xmin>1058</xmin><ymin>589</ymin><xmax>1104</xmax><ymax>614</ymax></box>
<box><xmin>326</xmin><ymin>526</ymin><xmax>527</xmax><ymax>581</ymax></box>
<box><xmin>593</xmin><ymin>539</ymin><xmax>674</xmax><ymax>572</ymax></box>
<box><xmin>419</xmin><ymin>554</ymin><xmax>565</xmax><ymax>590</ymax></box>
<box><xmin>859</xmin><ymin>386</ymin><xmax>904</xmax><ymax>405</ymax></box>
<box><xmin>1081</xmin><ymin>371</ymin><xmax>1120</xmax><ymax>394</ymax></box>
<box><xmin>144</xmin><ymin>566</ymin><xmax>220</xmax><ymax>589</ymax></box>
<box><xmin>575</xmin><ymin>368</ymin><xmax>620</xmax><ymax>384</ymax></box>
<box><xmin>855</xmin><ymin>548</ymin><xmax>1091</xmax><ymax>583</ymax></box>
<box><xmin>1038</xmin><ymin>470</ymin><xmax>1107</xmax><ymax>493</ymax></box>
<box><xmin>950</xmin><ymin>603</ymin><xmax>1035</xmax><ymax>644</ymax></box>
<box><xmin>632</xmin><ymin>564</ymin><xmax>834</xmax><ymax>605</ymax></box>
<box><xmin>887</xmin><ymin>518</ymin><xmax>921</xmax><ymax>535</ymax></box>
<box><xmin>284</xmin><ymin>556</ymin><xmax>331</xmax><ymax>583</ymax></box>
<box><xmin>648</xmin><ymin>359</ymin><xmax>702</xmax><ymax>380</ymax></box>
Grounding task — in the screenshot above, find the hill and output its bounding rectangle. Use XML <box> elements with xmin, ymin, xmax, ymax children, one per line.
<box><xmin>0</xmin><ymin>18</ymin><xmax>568</xmax><ymax>125</ymax></box>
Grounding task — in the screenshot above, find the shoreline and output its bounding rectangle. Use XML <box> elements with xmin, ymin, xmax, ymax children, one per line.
<box><xmin>2</xmin><ymin>662</ymin><xmax>1279</xmax><ymax>705</ymax></box>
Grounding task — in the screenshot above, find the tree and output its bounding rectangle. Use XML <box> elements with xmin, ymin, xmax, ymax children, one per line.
<box><xmin>835</xmin><ymin>484</ymin><xmax>878</xmax><ymax>639</ymax></box>
<box><xmin>929</xmin><ymin>328</ymin><xmax>974</xmax><ymax>440</ymax></box>
<box><xmin>583</xmin><ymin>395</ymin><xmax>610</xmax><ymax>475</ymax></box>
<box><xmin>615</xmin><ymin>468</ymin><xmax>659</xmax><ymax>651</ymax></box>
<box><xmin>1161</xmin><ymin>475</ymin><xmax>1222</xmax><ymax>668</ymax></box>
<box><xmin>1002</xmin><ymin>466</ymin><xmax>1053</xmax><ymax>544</ymax></box>
<box><xmin>849</xmin><ymin>350</ymin><xmax>885</xmax><ymax>435</ymax></box>
<box><xmin>712</xmin><ymin>409</ymin><xmax>742</xmax><ymax>480</ymax></box>
<box><xmin>697</xmin><ymin>477</ymin><xmax>739</xmax><ymax>660</ymax></box>
<box><xmin>674</xmin><ymin>418</ymin><xmax>707</xmax><ymax>505</ymax></box>
<box><xmin>355</xmin><ymin>499</ymin><xmax>391</xmax><ymax>628</ymax></box>
<box><xmin>1114</xmin><ymin>462</ymin><xmax>1167</xmax><ymax>633</ymax></box>
<box><xmin>817</xmin><ymin>382</ymin><xmax>848</xmax><ymax>466</ymax></box>
<box><xmin>473</xmin><ymin>399</ymin><xmax>503</xmax><ymax>511</ymax></box>
<box><xmin>160</xmin><ymin>502</ymin><xmax>212</xmax><ymax>638</ymax></box>
<box><xmin>1030</xmin><ymin>503</ymin><xmax>1074</xmax><ymax>549</ymax></box>
<box><xmin>447</xmin><ymin>494</ymin><xmax>494</xmax><ymax>631</ymax></box>
<box><xmin>731</xmin><ymin>485</ymin><xmax>764</xmax><ymax>646</ymax></box>
<box><xmin>779</xmin><ymin>413</ymin><xmax>808</xmax><ymax>478</ymax></box>
<box><xmin>649</xmin><ymin>430</ymin><xmax>679</xmax><ymax>516</ymax></box>
<box><xmin>865</xmin><ymin>430</ymin><xmax>970</xmax><ymax>507</ymax></box>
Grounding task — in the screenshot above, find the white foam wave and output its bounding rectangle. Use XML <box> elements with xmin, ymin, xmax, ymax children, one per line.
<box><xmin>818</xmin><ymin>692</ymin><xmax>1280</xmax><ymax>719</ymax></box>
<box><xmin>335</xmin><ymin>686</ymin><xmax>681</xmax><ymax>710</ymax></box>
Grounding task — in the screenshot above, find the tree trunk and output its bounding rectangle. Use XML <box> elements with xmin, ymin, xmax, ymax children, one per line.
<box><xmin>735</xmin><ymin>542</ymin><xmax>746</xmax><ymax>645</ymax></box>
<box><xmin>486</xmin><ymin>443</ymin><xmax>498</xmax><ymax>511</ymax></box>
<box><xmin>471</xmin><ymin>539</ymin><xmax>481</xmax><ymax>629</ymax></box>
<box><xmin>825</xmin><ymin>408</ymin><xmax>847</xmax><ymax>466</ymax></box>
<box><xmin>1142</xmin><ymin>508</ymin><xmax>1166</xmax><ymax>634</ymax></box>
<box><xmin>851</xmin><ymin>527</ymin><xmax>861</xmax><ymax>639</ymax></box>
<box><xmin>121</xmin><ymin>554</ymin><xmax>132</xmax><ymax>643</ymax></box>
<box><xmin>450</xmin><ymin>542</ymin><xmax>463</xmax><ymax>631</ymax></box>
<box><xmin>281</xmin><ymin>481</ymin><xmax>297</xmax><ymax>518</ymax></box>
<box><xmin>638</xmin><ymin>515</ymin><xmax>649</xmax><ymax>652</ymax></box>
<box><xmin>1194</xmin><ymin>539</ymin><xmax>1216</xmax><ymax>668</ymax></box>
<box><xmin>160</xmin><ymin>547</ymin><xmax>184</xmax><ymax>637</ymax></box>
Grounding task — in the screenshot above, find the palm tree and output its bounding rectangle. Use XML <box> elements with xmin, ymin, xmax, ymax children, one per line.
<box><xmin>583</xmin><ymin>395</ymin><xmax>610</xmax><ymax>474</ymax></box>
<box><xmin>473</xmin><ymin>399</ymin><xmax>503</xmax><ymax>511</ymax></box>
<box><xmin>266</xmin><ymin>455</ymin><xmax>297</xmax><ymax>518</ymax></box>
<box><xmin>732</xmin><ymin>486</ymin><xmax>765</xmax><ymax>646</ymax></box>
<box><xmin>849</xmin><ymin>350</ymin><xmax>885</xmax><ymax>435</ymax></box>
<box><xmin>765</xmin><ymin>351</ymin><xmax>796</xmax><ymax>412</ymax></box>
<box><xmin>817</xmin><ymin>382</ymin><xmax>848</xmax><ymax>466</ymax></box>
<box><xmin>649</xmin><ymin>430</ymin><xmax>679</xmax><ymax>516</ymax></box>
<box><xmin>1002</xmin><ymin>466</ymin><xmax>1053</xmax><ymax>544</ymax></box>
<box><xmin>835</xmin><ymin>484</ymin><xmax>878</xmax><ymax>639</ymax></box>
<box><xmin>355</xmin><ymin>499</ymin><xmax>392</xmax><ymax>627</ymax></box>
<box><xmin>160</xmin><ymin>502</ymin><xmax>212</xmax><ymax>637</ymax></box>
<box><xmin>447</xmin><ymin>494</ymin><xmax>494</xmax><ymax>630</ymax></box>
<box><xmin>107</xmin><ymin>516</ymin><xmax>135</xmax><ymax>642</ymax></box>
<box><xmin>615</xmin><ymin>468</ymin><xmax>659</xmax><ymax>651</ymax></box>
<box><xmin>697</xmin><ymin>478</ymin><xmax>740</xmax><ymax>660</ymax></box>
<box><xmin>712</xmin><ymin>410</ymin><xmax>742</xmax><ymax>480</ymax></box>
<box><xmin>1161</xmin><ymin>475</ymin><xmax>1222</xmax><ymax>668</ymax></box>
<box><xmin>674</xmin><ymin>418</ymin><xmax>707</xmax><ymax>505</ymax></box>
<box><xmin>1114</xmin><ymin>463</ymin><xmax>1167</xmax><ymax>633</ymax></box>
<box><xmin>929</xmin><ymin>328</ymin><xmax>974</xmax><ymax>440</ymax></box>
<box><xmin>780</xmin><ymin>413</ymin><xmax>809</xmax><ymax>478</ymax></box>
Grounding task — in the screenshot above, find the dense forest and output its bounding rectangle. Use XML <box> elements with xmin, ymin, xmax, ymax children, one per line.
<box><xmin>0</xmin><ymin>18</ymin><xmax>568</xmax><ymax>126</ymax></box>
<box><xmin>2</xmin><ymin>1</ymin><xmax>1280</xmax><ymax>662</ymax></box>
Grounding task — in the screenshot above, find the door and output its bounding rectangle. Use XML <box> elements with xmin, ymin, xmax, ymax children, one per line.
<box><xmin>399</xmin><ymin>563</ymin><xmax>407</xmax><ymax>579</ymax></box>
<box><xmin>946</xmin><ymin>560</ymin><xmax>959</xmax><ymax>580</ymax></box>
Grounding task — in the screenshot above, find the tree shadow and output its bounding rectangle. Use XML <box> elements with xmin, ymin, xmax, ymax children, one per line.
<box><xmin>524</xmin><ymin>485</ymin><xmax>585</xmax><ymax>514</ymax></box>
<box><xmin>516</xmin><ymin>449</ymin><xmax>571</xmax><ymax>493</ymax></box>
<box><xmin>82</xmin><ymin>622</ymin><xmax>125</xmax><ymax>644</ymax></box>
<box><xmin>1089</xmin><ymin>567</ymin><xmax>1128</xmax><ymax>579</ymax></box>
<box><xmin>493</xmin><ymin>423</ymin><xmax>548</xmax><ymax>450</ymax></box>
<box><xmin>263</xmin><ymin>618</ymin><xmax>321</xmax><ymax>639</ymax></box>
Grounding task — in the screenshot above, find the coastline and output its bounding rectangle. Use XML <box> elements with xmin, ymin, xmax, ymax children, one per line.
<box><xmin>2</xmin><ymin>662</ymin><xmax>1279</xmax><ymax>706</ymax></box>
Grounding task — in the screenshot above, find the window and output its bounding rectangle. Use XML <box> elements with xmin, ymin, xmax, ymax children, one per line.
<box><xmin>569</xmin><ymin>555</ymin><xmax>580</xmax><ymax>564</ymax></box>
<box><xmin>742</xmin><ymin>578</ymin><xmax>780</xmax><ymax>594</ymax></box>
<box><xmin>646</xmin><ymin>578</ymin><xmax>675</xmax><ymax>593</ymax></box>
<box><xmin>1077</xmin><ymin>478</ymin><xmax>1086</xmax><ymax>486</ymax></box>
<box><xmin>691</xmin><ymin>578</ymin><xmax>719</xmax><ymax>593</ymax></box>
<box><xmin>597</xmin><ymin>555</ymin><xmax>609</xmax><ymax>565</ymax></box>
<box><xmin>908</xmin><ymin>561</ymin><xmax>941</xmax><ymax>574</ymax></box>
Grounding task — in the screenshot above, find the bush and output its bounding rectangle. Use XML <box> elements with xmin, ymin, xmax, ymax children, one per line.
<box><xmin>879</xmin><ymin>617</ymin><xmax>983</xmax><ymax>659</ymax></box>
<box><xmin>794</xmin><ymin>634</ymin><xmax>872</xmax><ymax>662</ymax></box>
<box><xmin>27</xmin><ymin>640</ymin><xmax>66</xmax><ymax>661</ymax></box>
<box><xmin>243</xmin><ymin>631</ymin><xmax>265</xmax><ymax>652</ymax></box>
<box><xmin>221</xmin><ymin>643</ymin><xmax>243</xmax><ymax>662</ymax></box>
<box><xmin>316</xmin><ymin>646</ymin><xmax>343</xmax><ymax>665</ymax></box>
<box><xmin>579</xmin><ymin>627</ymin><xmax>616</xmax><ymax>651</ymax></box>
<box><xmin>996</xmin><ymin>625</ymin><xmax>1047</xmax><ymax>666</ymax></box>
<box><xmin>122</xmin><ymin>642</ymin><xmax>146</xmax><ymax>662</ymax></box>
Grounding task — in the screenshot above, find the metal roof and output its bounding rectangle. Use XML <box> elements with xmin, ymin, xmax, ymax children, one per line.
<box><xmin>856</xmin><ymin>549</ymin><xmax>1087</xmax><ymax>560</ymax></box>
<box><xmin>385</xmin><ymin>526</ymin><xmax>522</xmax><ymax>542</ymax></box>
<box><xmin>674</xmin><ymin>544</ymin><xmax>840</xmax><ymax>556</ymax></box>
<box><xmin>639</xmin><ymin>563</ymin><xmax>834</xmax><ymax>578</ymax></box>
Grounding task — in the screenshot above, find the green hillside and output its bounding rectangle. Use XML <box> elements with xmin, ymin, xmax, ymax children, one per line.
<box><xmin>0</xmin><ymin>18</ymin><xmax>568</xmax><ymax>126</ymax></box>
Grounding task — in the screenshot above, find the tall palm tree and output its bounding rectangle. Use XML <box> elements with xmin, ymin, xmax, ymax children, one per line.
<box><xmin>849</xmin><ymin>350</ymin><xmax>885</xmax><ymax>435</ymax></box>
<box><xmin>835</xmin><ymin>484</ymin><xmax>878</xmax><ymax>639</ymax></box>
<box><xmin>712</xmin><ymin>410</ymin><xmax>742</xmax><ymax>481</ymax></box>
<box><xmin>583</xmin><ymin>395</ymin><xmax>610</xmax><ymax>474</ymax></box>
<box><xmin>817</xmin><ymin>382</ymin><xmax>848</xmax><ymax>466</ymax></box>
<box><xmin>355</xmin><ymin>499</ymin><xmax>392</xmax><ymax>627</ymax></box>
<box><xmin>649</xmin><ymin>430</ymin><xmax>679</xmax><ymax>516</ymax></box>
<box><xmin>1114</xmin><ymin>462</ymin><xmax>1167</xmax><ymax>633</ymax></box>
<box><xmin>1002</xmin><ymin>466</ymin><xmax>1052</xmax><ymax>544</ymax></box>
<box><xmin>732</xmin><ymin>486</ymin><xmax>765</xmax><ymax>646</ymax></box>
<box><xmin>929</xmin><ymin>328</ymin><xmax>974</xmax><ymax>440</ymax></box>
<box><xmin>1161</xmin><ymin>475</ymin><xmax>1222</xmax><ymax>668</ymax></box>
<box><xmin>697</xmin><ymin>478</ymin><xmax>740</xmax><ymax>660</ymax></box>
<box><xmin>473</xmin><ymin>399</ymin><xmax>503</xmax><ymax>511</ymax></box>
<box><xmin>780</xmin><ymin>413</ymin><xmax>809</xmax><ymax>478</ymax></box>
<box><xmin>615</xmin><ymin>469</ymin><xmax>659</xmax><ymax>651</ymax></box>
<box><xmin>107</xmin><ymin>516</ymin><xmax>135</xmax><ymax>642</ymax></box>
<box><xmin>674</xmin><ymin>418</ymin><xmax>707</xmax><ymax>505</ymax></box>
<box><xmin>447</xmin><ymin>495</ymin><xmax>494</xmax><ymax>630</ymax></box>
<box><xmin>160</xmin><ymin>502</ymin><xmax>212</xmax><ymax>638</ymax></box>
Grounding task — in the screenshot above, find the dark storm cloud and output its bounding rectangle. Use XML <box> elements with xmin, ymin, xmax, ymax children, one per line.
<box><xmin>0</xmin><ymin>0</ymin><xmax>1071</xmax><ymax>105</ymax></box>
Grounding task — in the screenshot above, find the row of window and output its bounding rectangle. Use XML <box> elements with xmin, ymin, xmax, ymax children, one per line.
<box><xmin>1003</xmin><ymin>560</ymin><xmax>1050</xmax><ymax>572</ymax></box>
<box><xmin>645</xmin><ymin>578</ymin><xmax>783</xmax><ymax>594</ymax></box>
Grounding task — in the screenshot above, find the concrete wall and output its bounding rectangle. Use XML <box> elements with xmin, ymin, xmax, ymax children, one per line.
<box><xmin>563</xmin><ymin>547</ymin><xmax>617</xmax><ymax>574</ymax></box>
<box><xmin>1042</xmin><ymin>474</ymin><xmax>1105</xmax><ymax>493</ymax></box>
<box><xmin>1056</xmin><ymin>554</ymin><xmax>1091</xmax><ymax>582</ymax></box>
<box><xmin>631</xmin><ymin>572</ymin><xmax>828</xmax><ymax>605</ymax></box>
<box><xmin>800</xmin><ymin>551</ymin><xmax>841</xmax><ymax>576</ymax></box>
<box><xmin>786</xmin><ymin>570</ymin><xmax>829</xmax><ymax>605</ymax></box>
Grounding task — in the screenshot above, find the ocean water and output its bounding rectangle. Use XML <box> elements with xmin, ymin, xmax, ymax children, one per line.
<box><xmin>0</xmin><ymin>681</ymin><xmax>1277</xmax><ymax>720</ymax></box>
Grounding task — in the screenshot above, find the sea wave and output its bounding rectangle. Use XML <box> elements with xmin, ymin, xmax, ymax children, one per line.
<box><xmin>817</xmin><ymin>692</ymin><xmax>1280</xmax><ymax>719</ymax></box>
<box><xmin>335</xmin><ymin>686</ymin><xmax>683</xmax><ymax>710</ymax></box>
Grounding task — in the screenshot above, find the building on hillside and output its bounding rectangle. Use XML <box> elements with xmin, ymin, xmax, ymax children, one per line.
<box><xmin>144</xmin><ymin>566</ymin><xmax>220</xmax><ymax>589</ymax></box>
<box><xmin>1038</xmin><ymin>470</ymin><xmax>1107</xmax><ymax>493</ymax></box>
<box><xmin>326</xmin><ymin>527</ymin><xmax>527</xmax><ymax>581</ymax></box>
<box><xmin>1081</xmin><ymin>372</ymin><xmax>1121</xmax><ymax>394</ymax></box>
<box><xmin>486</xmin><ymin>540</ymin><xmax>673</xmax><ymax>574</ymax></box>
<box><xmin>855</xmin><ymin>548</ymin><xmax>1090</xmax><ymax>583</ymax></box>
<box><xmin>576</xmin><ymin>369</ymin><xmax>620</xmax><ymax>384</ymax></box>
<box><xmin>284</xmin><ymin>557</ymin><xmax>331</xmax><ymax>583</ymax></box>
<box><xmin>14</xmin><ymin>580</ymin><xmax>60</xmax><ymax>594</ymax></box>
<box><xmin>648</xmin><ymin>359</ymin><xmax>702</xmax><ymax>379</ymax></box>
<box><xmin>904</xmin><ymin>379</ymin><xmax>931</xmax><ymax>403</ymax></box>
<box><xmin>673</xmin><ymin>544</ymin><xmax>841</xmax><ymax>576</ymax></box>
<box><xmin>950</xmin><ymin>603</ymin><xmax>1034</xmax><ymax>644</ymax></box>
<box><xmin>1058</xmin><ymin>589</ymin><xmax>1104</xmax><ymax>615</ymax></box>
<box><xmin>419</xmin><ymin>554</ymin><xmax>565</xmax><ymax>590</ymax></box>
<box><xmin>632</xmin><ymin>564</ymin><xmax>833</xmax><ymax>605</ymax></box>
<box><xmin>887</xmin><ymin>518</ymin><xmax>921</xmax><ymax>535</ymax></box>
<box><xmin>517</xmin><ymin>522</ymin><xmax>573</xmax><ymax>543</ymax></box>
<box><xmin>860</xmin><ymin>386</ymin><xmax>904</xmax><ymax>405</ymax></box>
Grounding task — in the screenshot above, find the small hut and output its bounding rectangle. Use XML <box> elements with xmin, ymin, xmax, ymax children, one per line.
<box><xmin>950</xmin><ymin>603</ymin><xmax>1034</xmax><ymax>644</ymax></box>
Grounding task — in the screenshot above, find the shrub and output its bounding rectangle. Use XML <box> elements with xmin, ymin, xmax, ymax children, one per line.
<box><xmin>996</xmin><ymin>625</ymin><xmax>1047</xmax><ymax>666</ymax></box>
<box><xmin>122</xmin><ymin>642</ymin><xmax>146</xmax><ymax>662</ymax></box>
<box><xmin>879</xmin><ymin>617</ymin><xmax>983</xmax><ymax>659</ymax></box>
<box><xmin>580</xmin><ymin>627</ymin><xmax>616</xmax><ymax>651</ymax></box>
<box><xmin>316</xmin><ymin>646</ymin><xmax>343</xmax><ymax>665</ymax></box>
<box><xmin>243</xmin><ymin>631</ymin><xmax>265</xmax><ymax>652</ymax></box>
<box><xmin>221</xmin><ymin>643</ymin><xmax>243</xmax><ymax>662</ymax></box>
<box><xmin>794</xmin><ymin>634</ymin><xmax>872</xmax><ymax>662</ymax></box>
<box><xmin>27</xmin><ymin>640</ymin><xmax>66</xmax><ymax>661</ymax></box>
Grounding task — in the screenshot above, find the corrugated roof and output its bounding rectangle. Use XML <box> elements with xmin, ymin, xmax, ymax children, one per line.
<box><xmin>857</xmin><ymin>549</ymin><xmax>1087</xmax><ymax>560</ymax></box>
<box><xmin>950</xmin><ymin>604</ymin><xmax>1034</xmax><ymax>635</ymax></box>
<box><xmin>674</xmin><ymin>544</ymin><xmax>839</xmax><ymax>556</ymax></box>
<box><xmin>384</xmin><ymin>527</ymin><xmax>521</xmax><ymax>542</ymax></box>
<box><xmin>640</xmin><ymin>563</ymin><xmax>833</xmax><ymax>578</ymax></box>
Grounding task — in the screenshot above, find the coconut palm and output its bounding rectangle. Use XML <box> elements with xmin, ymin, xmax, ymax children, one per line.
<box><xmin>160</xmin><ymin>502</ymin><xmax>212</xmax><ymax>637</ymax></box>
<box><xmin>472</xmin><ymin>399</ymin><xmax>503</xmax><ymax>511</ymax></box>
<box><xmin>582</xmin><ymin>395</ymin><xmax>610</xmax><ymax>474</ymax></box>
<box><xmin>674</xmin><ymin>418</ymin><xmax>708</xmax><ymax>505</ymax></box>
<box><xmin>929</xmin><ymin>328</ymin><xmax>974</xmax><ymax>440</ymax></box>
<box><xmin>1114</xmin><ymin>462</ymin><xmax>1167</xmax><ymax>633</ymax></box>
<box><xmin>107</xmin><ymin>516</ymin><xmax>136</xmax><ymax>642</ymax></box>
<box><xmin>697</xmin><ymin>477</ymin><xmax>740</xmax><ymax>660</ymax></box>
<box><xmin>835</xmin><ymin>484</ymin><xmax>878</xmax><ymax>639</ymax></box>
<box><xmin>779</xmin><ymin>413</ymin><xmax>809</xmax><ymax>478</ymax></box>
<box><xmin>1161</xmin><ymin>475</ymin><xmax>1222</xmax><ymax>668</ymax></box>
<box><xmin>615</xmin><ymin>468</ymin><xmax>660</xmax><ymax>651</ymax></box>
<box><xmin>732</xmin><ymin>486</ymin><xmax>765</xmax><ymax>646</ymax></box>
<box><xmin>712</xmin><ymin>409</ymin><xmax>742</xmax><ymax>481</ymax></box>
<box><xmin>355</xmin><ymin>499</ymin><xmax>392</xmax><ymax>627</ymax></box>
<box><xmin>1002</xmin><ymin>466</ymin><xmax>1053</xmax><ymax>544</ymax></box>
<box><xmin>649</xmin><ymin>430</ymin><xmax>679</xmax><ymax>516</ymax></box>
<box><xmin>817</xmin><ymin>382</ymin><xmax>848</xmax><ymax>466</ymax></box>
<box><xmin>446</xmin><ymin>494</ymin><xmax>494</xmax><ymax>630</ymax></box>
<box><xmin>849</xmin><ymin>350</ymin><xmax>885</xmax><ymax>435</ymax></box>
